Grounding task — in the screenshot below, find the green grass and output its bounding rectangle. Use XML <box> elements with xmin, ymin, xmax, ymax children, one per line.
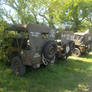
<box><xmin>0</xmin><ymin>53</ymin><xmax>92</xmax><ymax>92</ymax></box>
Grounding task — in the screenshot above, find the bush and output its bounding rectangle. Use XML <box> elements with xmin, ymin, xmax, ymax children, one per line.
<box><xmin>0</xmin><ymin>21</ymin><xmax>12</xmax><ymax>63</ymax></box>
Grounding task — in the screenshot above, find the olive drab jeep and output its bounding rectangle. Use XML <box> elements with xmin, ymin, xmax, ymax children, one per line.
<box><xmin>5</xmin><ymin>24</ymin><xmax>57</xmax><ymax>76</ymax></box>
<box><xmin>72</xmin><ymin>32</ymin><xmax>92</xmax><ymax>57</ymax></box>
<box><xmin>56</xmin><ymin>31</ymin><xmax>75</xmax><ymax>60</ymax></box>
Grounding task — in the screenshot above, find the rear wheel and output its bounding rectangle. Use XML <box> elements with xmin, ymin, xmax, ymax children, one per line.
<box><xmin>42</xmin><ymin>54</ymin><xmax>48</xmax><ymax>66</ymax></box>
<box><xmin>11</xmin><ymin>56</ymin><xmax>26</xmax><ymax>76</ymax></box>
<box><xmin>42</xmin><ymin>54</ymin><xmax>56</xmax><ymax>66</ymax></box>
<box><xmin>72</xmin><ymin>48</ymin><xmax>81</xmax><ymax>57</ymax></box>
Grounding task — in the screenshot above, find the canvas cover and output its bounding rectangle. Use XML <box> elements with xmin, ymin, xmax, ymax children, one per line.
<box><xmin>6</xmin><ymin>24</ymin><xmax>27</xmax><ymax>32</ymax></box>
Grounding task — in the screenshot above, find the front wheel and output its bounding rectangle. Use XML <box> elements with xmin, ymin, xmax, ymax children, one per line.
<box><xmin>11</xmin><ymin>56</ymin><xmax>26</xmax><ymax>76</ymax></box>
<box><xmin>72</xmin><ymin>48</ymin><xmax>81</xmax><ymax>57</ymax></box>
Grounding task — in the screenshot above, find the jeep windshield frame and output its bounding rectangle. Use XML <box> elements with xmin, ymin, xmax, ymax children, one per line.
<box><xmin>74</xmin><ymin>34</ymin><xmax>84</xmax><ymax>41</ymax></box>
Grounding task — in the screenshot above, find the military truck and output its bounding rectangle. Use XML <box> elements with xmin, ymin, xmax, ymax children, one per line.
<box><xmin>4</xmin><ymin>24</ymin><xmax>57</xmax><ymax>76</ymax></box>
<box><xmin>72</xmin><ymin>32</ymin><xmax>92</xmax><ymax>57</ymax></box>
<box><xmin>56</xmin><ymin>31</ymin><xmax>75</xmax><ymax>60</ymax></box>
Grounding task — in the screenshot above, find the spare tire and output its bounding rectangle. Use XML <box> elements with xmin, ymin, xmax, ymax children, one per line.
<box><xmin>42</xmin><ymin>41</ymin><xmax>57</xmax><ymax>60</ymax></box>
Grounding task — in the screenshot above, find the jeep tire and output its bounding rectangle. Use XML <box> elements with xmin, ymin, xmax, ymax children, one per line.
<box><xmin>11</xmin><ymin>56</ymin><xmax>26</xmax><ymax>76</ymax></box>
<box><xmin>72</xmin><ymin>48</ymin><xmax>81</xmax><ymax>57</ymax></box>
<box><xmin>43</xmin><ymin>41</ymin><xmax>57</xmax><ymax>60</ymax></box>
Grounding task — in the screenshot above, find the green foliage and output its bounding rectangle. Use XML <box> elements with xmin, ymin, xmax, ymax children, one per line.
<box><xmin>1</xmin><ymin>0</ymin><xmax>92</xmax><ymax>31</ymax></box>
<box><xmin>0</xmin><ymin>20</ymin><xmax>12</xmax><ymax>62</ymax></box>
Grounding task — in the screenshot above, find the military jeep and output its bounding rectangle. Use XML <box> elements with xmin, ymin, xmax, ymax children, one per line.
<box><xmin>56</xmin><ymin>31</ymin><xmax>75</xmax><ymax>60</ymax></box>
<box><xmin>72</xmin><ymin>32</ymin><xmax>92</xmax><ymax>57</ymax></box>
<box><xmin>5</xmin><ymin>24</ymin><xmax>57</xmax><ymax>76</ymax></box>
